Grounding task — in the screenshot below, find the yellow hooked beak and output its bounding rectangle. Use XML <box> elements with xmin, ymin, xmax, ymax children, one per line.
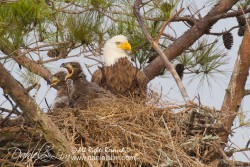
<box><xmin>117</xmin><ymin>41</ymin><xmax>132</xmax><ymax>51</ymax></box>
<box><xmin>65</xmin><ymin>64</ymin><xmax>74</xmax><ymax>80</ymax></box>
<box><xmin>50</xmin><ymin>77</ymin><xmax>60</xmax><ymax>87</ymax></box>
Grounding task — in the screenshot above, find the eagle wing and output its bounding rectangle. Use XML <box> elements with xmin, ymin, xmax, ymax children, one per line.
<box><xmin>91</xmin><ymin>68</ymin><xmax>103</xmax><ymax>85</ymax></box>
<box><xmin>135</xmin><ymin>71</ymin><xmax>149</xmax><ymax>98</ymax></box>
<box><xmin>136</xmin><ymin>71</ymin><xmax>149</xmax><ymax>88</ymax></box>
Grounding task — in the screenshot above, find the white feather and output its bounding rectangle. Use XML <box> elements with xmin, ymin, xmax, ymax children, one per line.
<box><xmin>103</xmin><ymin>35</ymin><xmax>130</xmax><ymax>66</ymax></box>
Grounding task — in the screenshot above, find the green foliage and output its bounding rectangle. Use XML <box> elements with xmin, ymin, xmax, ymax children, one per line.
<box><xmin>0</xmin><ymin>0</ymin><xmax>50</xmax><ymax>48</ymax></box>
<box><xmin>19</xmin><ymin>68</ymin><xmax>40</xmax><ymax>87</ymax></box>
<box><xmin>237</xmin><ymin>0</ymin><xmax>250</xmax><ymax>9</ymax></box>
<box><xmin>88</xmin><ymin>0</ymin><xmax>113</xmax><ymax>9</ymax></box>
<box><xmin>176</xmin><ymin>38</ymin><xmax>229</xmax><ymax>89</ymax></box>
<box><xmin>65</xmin><ymin>12</ymin><xmax>101</xmax><ymax>44</ymax></box>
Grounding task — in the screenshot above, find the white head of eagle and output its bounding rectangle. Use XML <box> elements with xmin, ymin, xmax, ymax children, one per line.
<box><xmin>103</xmin><ymin>35</ymin><xmax>132</xmax><ymax>66</ymax></box>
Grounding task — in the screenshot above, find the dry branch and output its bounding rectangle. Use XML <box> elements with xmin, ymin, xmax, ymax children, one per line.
<box><xmin>133</xmin><ymin>0</ymin><xmax>190</xmax><ymax>102</ymax></box>
<box><xmin>155</xmin><ymin>8</ymin><xmax>184</xmax><ymax>43</ymax></box>
<box><xmin>0</xmin><ymin>46</ymin><xmax>52</xmax><ymax>82</ymax></box>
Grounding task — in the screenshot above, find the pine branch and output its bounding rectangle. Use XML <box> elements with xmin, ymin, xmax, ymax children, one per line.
<box><xmin>0</xmin><ymin>45</ymin><xmax>52</xmax><ymax>82</ymax></box>
<box><xmin>144</xmin><ymin>0</ymin><xmax>241</xmax><ymax>80</ymax></box>
<box><xmin>133</xmin><ymin>0</ymin><xmax>190</xmax><ymax>103</ymax></box>
<box><xmin>155</xmin><ymin>8</ymin><xmax>184</xmax><ymax>43</ymax></box>
<box><xmin>211</xmin><ymin>7</ymin><xmax>250</xmax><ymax>21</ymax></box>
<box><xmin>208</xmin><ymin>26</ymin><xmax>239</xmax><ymax>35</ymax></box>
<box><xmin>13</xmin><ymin>54</ymin><xmax>52</xmax><ymax>83</ymax></box>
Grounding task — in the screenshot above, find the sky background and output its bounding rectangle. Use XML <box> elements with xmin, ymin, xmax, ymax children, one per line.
<box><xmin>0</xmin><ymin>0</ymin><xmax>250</xmax><ymax>163</ymax></box>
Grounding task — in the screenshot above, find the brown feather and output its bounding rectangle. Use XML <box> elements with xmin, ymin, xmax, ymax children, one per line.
<box><xmin>91</xmin><ymin>67</ymin><xmax>102</xmax><ymax>85</ymax></box>
<box><xmin>92</xmin><ymin>58</ymin><xmax>148</xmax><ymax>98</ymax></box>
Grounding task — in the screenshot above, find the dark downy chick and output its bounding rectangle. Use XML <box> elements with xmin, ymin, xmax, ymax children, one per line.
<box><xmin>61</xmin><ymin>62</ymin><xmax>115</xmax><ymax>109</ymax></box>
<box><xmin>50</xmin><ymin>71</ymin><xmax>74</xmax><ymax>109</ymax></box>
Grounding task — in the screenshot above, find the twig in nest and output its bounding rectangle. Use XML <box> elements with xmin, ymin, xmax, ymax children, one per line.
<box><xmin>0</xmin><ymin>107</ymin><xmax>21</xmax><ymax>116</ymax></box>
<box><xmin>45</xmin><ymin>98</ymin><xmax>51</xmax><ymax>112</ymax></box>
<box><xmin>0</xmin><ymin>95</ymin><xmax>21</xmax><ymax>126</ymax></box>
<box><xmin>226</xmin><ymin>147</ymin><xmax>250</xmax><ymax>157</ymax></box>
<box><xmin>188</xmin><ymin>109</ymin><xmax>197</xmax><ymax>135</ymax></box>
<box><xmin>221</xmin><ymin>160</ymin><xmax>250</xmax><ymax>166</ymax></box>
<box><xmin>246</xmin><ymin>139</ymin><xmax>250</xmax><ymax>148</ymax></box>
<box><xmin>0</xmin><ymin>106</ymin><xmax>18</xmax><ymax>127</ymax></box>
<box><xmin>26</xmin><ymin>83</ymin><xmax>39</xmax><ymax>93</ymax></box>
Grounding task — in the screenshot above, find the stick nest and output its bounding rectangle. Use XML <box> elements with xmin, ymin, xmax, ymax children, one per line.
<box><xmin>0</xmin><ymin>98</ymin><xmax>230</xmax><ymax>167</ymax></box>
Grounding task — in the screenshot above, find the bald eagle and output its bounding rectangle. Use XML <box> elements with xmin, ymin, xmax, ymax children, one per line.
<box><xmin>61</xmin><ymin>62</ymin><xmax>115</xmax><ymax>109</ymax></box>
<box><xmin>91</xmin><ymin>35</ymin><xmax>148</xmax><ymax>98</ymax></box>
<box><xmin>50</xmin><ymin>71</ymin><xmax>74</xmax><ymax>109</ymax></box>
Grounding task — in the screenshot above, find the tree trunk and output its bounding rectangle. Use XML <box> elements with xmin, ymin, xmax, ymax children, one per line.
<box><xmin>211</xmin><ymin>19</ymin><xmax>250</xmax><ymax>166</ymax></box>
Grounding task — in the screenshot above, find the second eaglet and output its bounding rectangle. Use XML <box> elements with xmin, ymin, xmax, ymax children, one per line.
<box><xmin>50</xmin><ymin>71</ymin><xmax>74</xmax><ymax>109</ymax></box>
<box><xmin>91</xmin><ymin>35</ymin><xmax>149</xmax><ymax>98</ymax></box>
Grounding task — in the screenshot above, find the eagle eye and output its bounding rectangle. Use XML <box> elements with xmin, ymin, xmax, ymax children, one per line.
<box><xmin>115</xmin><ymin>42</ymin><xmax>121</xmax><ymax>45</ymax></box>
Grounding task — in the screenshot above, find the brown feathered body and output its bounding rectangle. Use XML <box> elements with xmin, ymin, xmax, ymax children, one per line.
<box><xmin>71</xmin><ymin>73</ymin><xmax>115</xmax><ymax>109</ymax></box>
<box><xmin>91</xmin><ymin>58</ymin><xmax>148</xmax><ymax>98</ymax></box>
<box><xmin>60</xmin><ymin>62</ymin><xmax>115</xmax><ymax>109</ymax></box>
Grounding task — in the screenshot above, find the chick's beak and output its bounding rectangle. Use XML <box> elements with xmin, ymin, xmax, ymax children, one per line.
<box><xmin>50</xmin><ymin>77</ymin><xmax>60</xmax><ymax>87</ymax></box>
<box><xmin>60</xmin><ymin>63</ymin><xmax>74</xmax><ymax>80</ymax></box>
<box><xmin>117</xmin><ymin>41</ymin><xmax>132</xmax><ymax>51</ymax></box>
<box><xmin>65</xmin><ymin>64</ymin><xmax>74</xmax><ymax>80</ymax></box>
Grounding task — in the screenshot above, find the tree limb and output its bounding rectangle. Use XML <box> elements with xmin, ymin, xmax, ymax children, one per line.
<box><xmin>210</xmin><ymin>7</ymin><xmax>250</xmax><ymax>21</ymax></box>
<box><xmin>220</xmin><ymin>22</ymin><xmax>250</xmax><ymax>142</ymax></box>
<box><xmin>144</xmin><ymin>0</ymin><xmax>240</xmax><ymax>80</ymax></box>
<box><xmin>133</xmin><ymin>0</ymin><xmax>190</xmax><ymax>102</ymax></box>
<box><xmin>210</xmin><ymin>17</ymin><xmax>250</xmax><ymax>166</ymax></box>
<box><xmin>0</xmin><ymin>63</ymin><xmax>75</xmax><ymax>160</ymax></box>
<box><xmin>226</xmin><ymin>147</ymin><xmax>250</xmax><ymax>157</ymax></box>
<box><xmin>245</xmin><ymin>89</ymin><xmax>250</xmax><ymax>96</ymax></box>
<box><xmin>221</xmin><ymin>160</ymin><xmax>250</xmax><ymax>166</ymax></box>
<box><xmin>0</xmin><ymin>48</ymin><xmax>52</xmax><ymax>82</ymax></box>
<box><xmin>13</xmin><ymin>54</ymin><xmax>53</xmax><ymax>83</ymax></box>
<box><xmin>155</xmin><ymin>8</ymin><xmax>184</xmax><ymax>43</ymax></box>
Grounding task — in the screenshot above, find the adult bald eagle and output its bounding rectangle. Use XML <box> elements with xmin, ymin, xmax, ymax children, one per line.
<box><xmin>91</xmin><ymin>35</ymin><xmax>148</xmax><ymax>98</ymax></box>
<box><xmin>50</xmin><ymin>71</ymin><xmax>74</xmax><ymax>109</ymax></box>
<box><xmin>61</xmin><ymin>62</ymin><xmax>115</xmax><ymax>109</ymax></box>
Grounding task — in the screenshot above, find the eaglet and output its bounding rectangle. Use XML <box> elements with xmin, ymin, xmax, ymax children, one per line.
<box><xmin>50</xmin><ymin>71</ymin><xmax>74</xmax><ymax>109</ymax></box>
<box><xmin>61</xmin><ymin>62</ymin><xmax>115</xmax><ymax>109</ymax></box>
